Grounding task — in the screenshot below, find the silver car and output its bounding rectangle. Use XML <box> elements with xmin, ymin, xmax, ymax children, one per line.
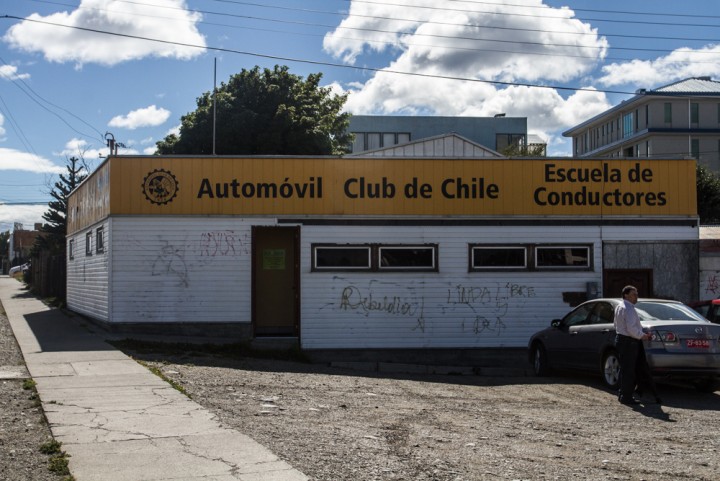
<box><xmin>528</xmin><ymin>299</ymin><xmax>720</xmax><ymax>392</ymax></box>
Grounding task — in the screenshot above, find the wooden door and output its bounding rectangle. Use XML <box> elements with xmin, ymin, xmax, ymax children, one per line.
<box><xmin>252</xmin><ymin>226</ymin><xmax>299</xmax><ymax>336</ymax></box>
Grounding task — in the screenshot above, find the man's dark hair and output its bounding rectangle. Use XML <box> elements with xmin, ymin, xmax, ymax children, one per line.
<box><xmin>621</xmin><ymin>285</ymin><xmax>637</xmax><ymax>297</ymax></box>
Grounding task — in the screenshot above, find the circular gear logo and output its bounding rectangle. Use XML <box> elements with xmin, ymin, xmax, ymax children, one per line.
<box><xmin>142</xmin><ymin>169</ymin><xmax>179</xmax><ymax>205</ymax></box>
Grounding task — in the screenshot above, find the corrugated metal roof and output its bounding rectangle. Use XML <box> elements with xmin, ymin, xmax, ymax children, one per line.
<box><xmin>652</xmin><ymin>77</ymin><xmax>720</xmax><ymax>94</ymax></box>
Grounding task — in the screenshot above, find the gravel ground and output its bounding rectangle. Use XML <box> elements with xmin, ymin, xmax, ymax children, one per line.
<box><xmin>0</xmin><ymin>306</ymin><xmax>66</xmax><ymax>481</ymax></box>
<box><xmin>2</xmin><ymin>298</ymin><xmax>720</xmax><ymax>481</ymax></box>
<box><xmin>119</xmin><ymin>343</ymin><xmax>720</xmax><ymax>481</ymax></box>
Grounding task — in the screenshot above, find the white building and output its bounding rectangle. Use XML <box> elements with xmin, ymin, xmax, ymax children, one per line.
<box><xmin>66</xmin><ymin>146</ymin><xmax>698</xmax><ymax>354</ymax></box>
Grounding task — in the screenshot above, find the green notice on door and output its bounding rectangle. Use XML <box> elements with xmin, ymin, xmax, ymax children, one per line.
<box><xmin>263</xmin><ymin>249</ymin><xmax>286</xmax><ymax>270</ymax></box>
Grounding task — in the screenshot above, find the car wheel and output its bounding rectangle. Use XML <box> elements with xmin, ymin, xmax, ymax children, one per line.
<box><xmin>601</xmin><ymin>350</ymin><xmax>620</xmax><ymax>390</ymax></box>
<box><xmin>532</xmin><ymin>343</ymin><xmax>550</xmax><ymax>376</ymax></box>
<box><xmin>694</xmin><ymin>378</ymin><xmax>720</xmax><ymax>393</ymax></box>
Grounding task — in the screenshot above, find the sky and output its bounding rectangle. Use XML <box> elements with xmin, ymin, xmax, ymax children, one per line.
<box><xmin>1</xmin><ymin>0</ymin><xmax>719</xmax><ymax>231</ymax></box>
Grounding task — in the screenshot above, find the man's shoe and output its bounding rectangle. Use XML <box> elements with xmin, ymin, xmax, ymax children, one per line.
<box><xmin>619</xmin><ymin>397</ymin><xmax>641</xmax><ymax>405</ymax></box>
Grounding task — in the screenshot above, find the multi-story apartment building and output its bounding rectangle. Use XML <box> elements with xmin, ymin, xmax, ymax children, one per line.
<box><xmin>563</xmin><ymin>77</ymin><xmax>720</xmax><ymax>172</ymax></box>
<box><xmin>348</xmin><ymin>115</ymin><xmax>529</xmax><ymax>154</ymax></box>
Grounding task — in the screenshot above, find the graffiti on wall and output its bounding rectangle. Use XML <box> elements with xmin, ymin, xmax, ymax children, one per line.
<box><xmin>444</xmin><ymin>282</ymin><xmax>536</xmax><ymax>336</ymax></box>
<box><xmin>151</xmin><ymin>241</ymin><xmax>189</xmax><ymax>287</ymax></box>
<box><xmin>199</xmin><ymin>230</ymin><xmax>250</xmax><ymax>257</ymax></box>
<box><xmin>137</xmin><ymin>230</ymin><xmax>250</xmax><ymax>288</ymax></box>
<box><xmin>328</xmin><ymin>277</ymin><xmax>536</xmax><ymax>336</ymax></box>
<box><xmin>704</xmin><ymin>272</ymin><xmax>720</xmax><ymax>296</ymax></box>
<box><xmin>336</xmin><ymin>279</ymin><xmax>426</xmax><ymax>332</ymax></box>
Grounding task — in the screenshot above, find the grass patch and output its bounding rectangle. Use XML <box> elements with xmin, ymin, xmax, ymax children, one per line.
<box><xmin>136</xmin><ymin>360</ymin><xmax>191</xmax><ymax>398</ymax></box>
<box><xmin>40</xmin><ymin>440</ymin><xmax>73</xmax><ymax>478</ymax></box>
<box><xmin>22</xmin><ymin>378</ymin><xmax>37</xmax><ymax>390</ymax></box>
<box><xmin>40</xmin><ymin>439</ymin><xmax>63</xmax><ymax>455</ymax></box>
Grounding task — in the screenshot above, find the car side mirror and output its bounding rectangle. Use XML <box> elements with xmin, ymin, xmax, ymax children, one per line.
<box><xmin>551</xmin><ymin>319</ymin><xmax>561</xmax><ymax>328</ymax></box>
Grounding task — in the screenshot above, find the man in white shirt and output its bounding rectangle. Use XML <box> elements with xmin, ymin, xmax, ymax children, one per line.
<box><xmin>613</xmin><ymin>285</ymin><xmax>652</xmax><ymax>405</ymax></box>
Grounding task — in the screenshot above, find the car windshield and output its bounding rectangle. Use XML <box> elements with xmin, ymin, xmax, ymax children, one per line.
<box><xmin>635</xmin><ymin>301</ymin><xmax>707</xmax><ymax>322</ymax></box>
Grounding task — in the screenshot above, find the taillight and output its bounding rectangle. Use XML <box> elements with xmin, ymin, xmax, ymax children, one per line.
<box><xmin>651</xmin><ymin>330</ymin><xmax>677</xmax><ymax>343</ymax></box>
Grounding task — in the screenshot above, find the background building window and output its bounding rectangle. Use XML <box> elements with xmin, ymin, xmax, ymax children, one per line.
<box><xmin>622</xmin><ymin>112</ymin><xmax>634</xmax><ymax>138</ymax></box>
<box><xmin>85</xmin><ymin>232</ymin><xmax>92</xmax><ymax>256</ymax></box>
<box><xmin>664</xmin><ymin>103</ymin><xmax>672</xmax><ymax>123</ymax></box>
<box><xmin>69</xmin><ymin>239</ymin><xmax>74</xmax><ymax>260</ymax></box>
<box><xmin>691</xmin><ymin>103</ymin><xmax>699</xmax><ymax>124</ymax></box>
<box><xmin>496</xmin><ymin>134</ymin><xmax>526</xmax><ymax>152</ymax></box>
<box><xmin>691</xmin><ymin>139</ymin><xmax>700</xmax><ymax>159</ymax></box>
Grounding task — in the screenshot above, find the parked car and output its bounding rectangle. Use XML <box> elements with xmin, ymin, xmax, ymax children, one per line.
<box><xmin>688</xmin><ymin>299</ymin><xmax>720</xmax><ymax>324</ymax></box>
<box><xmin>8</xmin><ymin>263</ymin><xmax>29</xmax><ymax>277</ymax></box>
<box><xmin>528</xmin><ymin>299</ymin><xmax>720</xmax><ymax>392</ymax></box>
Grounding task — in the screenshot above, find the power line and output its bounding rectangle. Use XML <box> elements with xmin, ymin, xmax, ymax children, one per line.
<box><xmin>0</xmin><ymin>56</ymin><xmax>105</xmax><ymax>143</ymax></box>
<box><xmin>28</xmin><ymin>0</ymin><xmax>720</xmax><ymax>59</ymax></box>
<box><xmin>1</xmin><ymin>14</ymin><xmax>637</xmax><ymax>95</ymax></box>
<box><xmin>447</xmin><ymin>0</ymin><xmax>720</xmax><ymax>19</ymax></box>
<box><xmin>349</xmin><ymin>0</ymin><xmax>720</xmax><ymax>28</ymax></box>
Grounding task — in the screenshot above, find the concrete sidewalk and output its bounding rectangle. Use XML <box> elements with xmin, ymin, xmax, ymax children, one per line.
<box><xmin>0</xmin><ymin>277</ymin><xmax>308</xmax><ymax>481</ymax></box>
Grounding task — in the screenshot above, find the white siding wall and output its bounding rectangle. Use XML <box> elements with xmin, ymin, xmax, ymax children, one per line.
<box><xmin>299</xmin><ymin>225</ymin><xmax>606</xmax><ymax>349</ymax></box>
<box><xmin>67</xmin><ymin>220</ymin><xmax>110</xmax><ymax>321</ymax></box>
<box><xmin>109</xmin><ymin>216</ymin><xmax>274</xmax><ymax>323</ymax></box>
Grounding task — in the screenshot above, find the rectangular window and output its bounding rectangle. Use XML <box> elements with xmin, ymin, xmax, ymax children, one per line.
<box><xmin>717</xmin><ymin>103</ymin><xmax>720</xmax><ymax>123</ymax></box>
<box><xmin>397</xmin><ymin>133</ymin><xmax>411</xmax><ymax>144</ymax></box>
<box><xmin>382</xmin><ymin>133</ymin><xmax>395</xmax><ymax>148</ymax></box>
<box><xmin>69</xmin><ymin>239</ymin><xmax>74</xmax><ymax>260</ymax></box>
<box><xmin>623</xmin><ymin>112</ymin><xmax>634</xmax><ymax>138</ymax></box>
<box><xmin>691</xmin><ymin>103</ymin><xmax>699</xmax><ymax>124</ymax></box>
<box><xmin>313</xmin><ymin>246</ymin><xmax>371</xmax><ymax>270</ymax></box>
<box><xmin>96</xmin><ymin>227</ymin><xmax>105</xmax><ymax>253</ymax></box>
<box><xmin>535</xmin><ymin>246</ymin><xmax>591</xmax><ymax>269</ymax></box>
<box><xmin>379</xmin><ymin>245</ymin><xmax>437</xmax><ymax>271</ymax></box>
<box><xmin>664</xmin><ymin>103</ymin><xmax>672</xmax><ymax>123</ymax></box>
<box><xmin>85</xmin><ymin>231</ymin><xmax>92</xmax><ymax>256</ymax></box>
<box><xmin>495</xmin><ymin>134</ymin><xmax>525</xmax><ymax>152</ymax></box>
<box><xmin>367</xmin><ymin>133</ymin><xmax>381</xmax><ymax>150</ymax></box>
<box><xmin>471</xmin><ymin>246</ymin><xmax>527</xmax><ymax>270</ymax></box>
<box><xmin>691</xmin><ymin>138</ymin><xmax>700</xmax><ymax>159</ymax></box>
<box><xmin>351</xmin><ymin>133</ymin><xmax>365</xmax><ymax>153</ymax></box>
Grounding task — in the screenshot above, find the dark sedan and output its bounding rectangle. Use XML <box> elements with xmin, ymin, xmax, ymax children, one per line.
<box><xmin>528</xmin><ymin>299</ymin><xmax>720</xmax><ymax>392</ymax></box>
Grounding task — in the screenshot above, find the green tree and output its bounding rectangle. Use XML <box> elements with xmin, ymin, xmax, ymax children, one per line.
<box><xmin>156</xmin><ymin>65</ymin><xmax>352</xmax><ymax>156</ymax></box>
<box><xmin>32</xmin><ymin>156</ymin><xmax>87</xmax><ymax>256</ymax></box>
<box><xmin>697</xmin><ymin>164</ymin><xmax>720</xmax><ymax>224</ymax></box>
<box><xmin>0</xmin><ymin>230</ymin><xmax>9</xmax><ymax>273</ymax></box>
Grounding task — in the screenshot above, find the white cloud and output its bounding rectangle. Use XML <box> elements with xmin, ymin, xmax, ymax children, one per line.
<box><xmin>0</xmin><ymin>148</ymin><xmax>64</xmax><ymax>173</ymax></box>
<box><xmin>326</xmin><ymin>1</ymin><xmax>613</xmax><ymax>156</ymax></box>
<box><xmin>165</xmin><ymin>124</ymin><xmax>181</xmax><ymax>137</ymax></box>
<box><xmin>324</xmin><ymin>0</ymin><xmax>607</xmax><ymax>82</ymax></box>
<box><xmin>0</xmin><ymin>112</ymin><xmax>5</xmax><ymax>138</ymax></box>
<box><xmin>3</xmin><ymin>0</ymin><xmax>206</xmax><ymax>67</ymax></box>
<box><xmin>0</xmin><ymin>64</ymin><xmax>30</xmax><ymax>81</ymax></box>
<box><xmin>108</xmin><ymin>105</ymin><xmax>171</xmax><ymax>129</ymax></box>
<box><xmin>143</xmin><ymin>146</ymin><xmax>157</xmax><ymax>155</ymax></box>
<box><xmin>598</xmin><ymin>44</ymin><xmax>720</xmax><ymax>87</ymax></box>
<box><xmin>0</xmin><ymin>204</ymin><xmax>47</xmax><ymax>231</ymax></box>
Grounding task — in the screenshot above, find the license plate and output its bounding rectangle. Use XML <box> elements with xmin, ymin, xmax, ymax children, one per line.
<box><xmin>686</xmin><ymin>339</ymin><xmax>710</xmax><ymax>348</ymax></box>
